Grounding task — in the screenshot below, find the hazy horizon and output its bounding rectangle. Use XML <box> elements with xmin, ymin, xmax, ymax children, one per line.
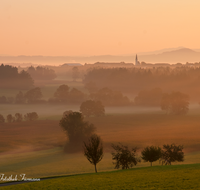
<box><xmin>1</xmin><ymin>1</ymin><xmax>200</xmax><ymax>56</ymax></box>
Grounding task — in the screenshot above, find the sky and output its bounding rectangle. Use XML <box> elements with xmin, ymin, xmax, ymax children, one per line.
<box><xmin>0</xmin><ymin>0</ymin><xmax>200</xmax><ymax>56</ymax></box>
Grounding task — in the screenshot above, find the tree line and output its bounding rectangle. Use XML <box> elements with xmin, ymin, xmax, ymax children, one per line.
<box><xmin>0</xmin><ymin>112</ymin><xmax>38</xmax><ymax>123</ymax></box>
<box><xmin>60</xmin><ymin>111</ymin><xmax>185</xmax><ymax>173</ymax></box>
<box><xmin>83</xmin><ymin>66</ymin><xmax>200</xmax><ymax>100</ymax></box>
<box><xmin>26</xmin><ymin>66</ymin><xmax>57</xmax><ymax>81</ymax></box>
<box><xmin>0</xmin><ymin>84</ymin><xmax>131</xmax><ymax>106</ymax></box>
<box><xmin>0</xmin><ymin>64</ymin><xmax>34</xmax><ymax>89</ymax></box>
<box><xmin>134</xmin><ymin>88</ymin><xmax>189</xmax><ymax>115</ymax></box>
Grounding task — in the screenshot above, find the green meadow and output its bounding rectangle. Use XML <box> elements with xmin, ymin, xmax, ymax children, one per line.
<box><xmin>1</xmin><ymin>164</ymin><xmax>200</xmax><ymax>190</ymax></box>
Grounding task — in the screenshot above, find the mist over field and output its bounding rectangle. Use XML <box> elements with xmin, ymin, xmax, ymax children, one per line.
<box><xmin>1</xmin><ymin>1</ymin><xmax>200</xmax><ymax>189</ymax></box>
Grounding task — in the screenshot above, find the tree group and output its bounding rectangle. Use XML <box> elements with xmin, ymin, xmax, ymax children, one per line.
<box><xmin>161</xmin><ymin>92</ymin><xmax>189</xmax><ymax>115</ymax></box>
<box><xmin>59</xmin><ymin>111</ymin><xmax>95</xmax><ymax>152</ymax></box>
<box><xmin>0</xmin><ymin>112</ymin><xmax>39</xmax><ymax>123</ymax></box>
<box><xmin>80</xmin><ymin>100</ymin><xmax>105</xmax><ymax>117</ymax></box>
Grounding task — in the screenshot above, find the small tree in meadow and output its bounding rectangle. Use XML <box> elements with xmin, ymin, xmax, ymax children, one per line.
<box><xmin>60</xmin><ymin>111</ymin><xmax>95</xmax><ymax>152</ymax></box>
<box><xmin>141</xmin><ymin>146</ymin><xmax>162</xmax><ymax>166</ymax></box>
<box><xmin>24</xmin><ymin>112</ymin><xmax>38</xmax><ymax>121</ymax></box>
<box><xmin>0</xmin><ymin>114</ymin><xmax>5</xmax><ymax>123</ymax></box>
<box><xmin>161</xmin><ymin>143</ymin><xmax>184</xmax><ymax>165</ymax></box>
<box><xmin>15</xmin><ymin>113</ymin><xmax>23</xmax><ymax>122</ymax></box>
<box><xmin>83</xmin><ymin>134</ymin><xmax>104</xmax><ymax>173</ymax></box>
<box><xmin>111</xmin><ymin>143</ymin><xmax>140</xmax><ymax>169</ymax></box>
<box><xmin>7</xmin><ymin>114</ymin><xmax>15</xmax><ymax>123</ymax></box>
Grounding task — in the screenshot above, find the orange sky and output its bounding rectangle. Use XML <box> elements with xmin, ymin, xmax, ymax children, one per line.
<box><xmin>0</xmin><ymin>0</ymin><xmax>200</xmax><ymax>56</ymax></box>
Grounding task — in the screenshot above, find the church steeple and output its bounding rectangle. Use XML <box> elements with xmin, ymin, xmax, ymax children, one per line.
<box><xmin>135</xmin><ymin>54</ymin><xmax>138</xmax><ymax>65</ymax></box>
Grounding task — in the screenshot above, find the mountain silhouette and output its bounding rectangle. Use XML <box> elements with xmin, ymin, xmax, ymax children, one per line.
<box><xmin>0</xmin><ymin>48</ymin><xmax>200</xmax><ymax>65</ymax></box>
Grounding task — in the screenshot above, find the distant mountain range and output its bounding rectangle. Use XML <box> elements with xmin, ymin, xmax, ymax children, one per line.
<box><xmin>0</xmin><ymin>48</ymin><xmax>200</xmax><ymax>66</ymax></box>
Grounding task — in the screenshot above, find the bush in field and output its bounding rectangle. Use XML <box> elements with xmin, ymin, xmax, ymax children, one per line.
<box><xmin>54</xmin><ymin>84</ymin><xmax>69</xmax><ymax>103</ymax></box>
<box><xmin>72</xmin><ymin>66</ymin><xmax>80</xmax><ymax>81</ymax></box>
<box><xmin>90</xmin><ymin>87</ymin><xmax>131</xmax><ymax>106</ymax></box>
<box><xmin>7</xmin><ymin>114</ymin><xmax>15</xmax><ymax>122</ymax></box>
<box><xmin>15</xmin><ymin>113</ymin><xmax>23</xmax><ymax>122</ymax></box>
<box><xmin>161</xmin><ymin>143</ymin><xmax>184</xmax><ymax>165</ymax></box>
<box><xmin>111</xmin><ymin>143</ymin><xmax>140</xmax><ymax>169</ymax></box>
<box><xmin>24</xmin><ymin>112</ymin><xmax>38</xmax><ymax>121</ymax></box>
<box><xmin>24</xmin><ymin>87</ymin><xmax>43</xmax><ymax>103</ymax></box>
<box><xmin>68</xmin><ymin>88</ymin><xmax>85</xmax><ymax>104</ymax></box>
<box><xmin>141</xmin><ymin>146</ymin><xmax>162</xmax><ymax>166</ymax></box>
<box><xmin>161</xmin><ymin>92</ymin><xmax>189</xmax><ymax>115</ymax></box>
<box><xmin>0</xmin><ymin>114</ymin><xmax>5</xmax><ymax>123</ymax></box>
<box><xmin>59</xmin><ymin>111</ymin><xmax>95</xmax><ymax>152</ymax></box>
<box><xmin>80</xmin><ymin>100</ymin><xmax>105</xmax><ymax>117</ymax></box>
<box><xmin>134</xmin><ymin>88</ymin><xmax>163</xmax><ymax>106</ymax></box>
<box><xmin>83</xmin><ymin>134</ymin><xmax>104</xmax><ymax>173</ymax></box>
<box><xmin>15</xmin><ymin>91</ymin><xmax>25</xmax><ymax>104</ymax></box>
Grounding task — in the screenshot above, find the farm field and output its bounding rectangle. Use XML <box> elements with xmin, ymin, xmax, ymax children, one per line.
<box><xmin>0</xmin><ymin>111</ymin><xmax>200</xmax><ymax>179</ymax></box>
<box><xmin>1</xmin><ymin>164</ymin><xmax>200</xmax><ymax>190</ymax></box>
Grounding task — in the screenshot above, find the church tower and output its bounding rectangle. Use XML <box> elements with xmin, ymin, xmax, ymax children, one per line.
<box><xmin>135</xmin><ymin>54</ymin><xmax>138</xmax><ymax>65</ymax></box>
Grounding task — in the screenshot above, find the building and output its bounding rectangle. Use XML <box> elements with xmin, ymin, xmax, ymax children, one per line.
<box><xmin>135</xmin><ymin>54</ymin><xmax>140</xmax><ymax>65</ymax></box>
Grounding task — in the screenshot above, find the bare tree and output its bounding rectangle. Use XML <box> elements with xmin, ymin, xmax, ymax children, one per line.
<box><xmin>83</xmin><ymin>134</ymin><xmax>103</xmax><ymax>173</ymax></box>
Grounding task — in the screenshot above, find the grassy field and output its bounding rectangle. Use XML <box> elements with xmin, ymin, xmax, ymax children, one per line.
<box><xmin>1</xmin><ymin>164</ymin><xmax>200</xmax><ymax>190</ymax></box>
<box><xmin>0</xmin><ymin>112</ymin><xmax>200</xmax><ymax>179</ymax></box>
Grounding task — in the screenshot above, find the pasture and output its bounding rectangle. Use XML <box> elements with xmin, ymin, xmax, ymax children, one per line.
<box><xmin>0</xmin><ymin>109</ymin><xmax>200</xmax><ymax>179</ymax></box>
<box><xmin>1</xmin><ymin>164</ymin><xmax>200</xmax><ymax>189</ymax></box>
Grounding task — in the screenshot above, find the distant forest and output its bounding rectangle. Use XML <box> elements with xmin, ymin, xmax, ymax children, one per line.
<box><xmin>83</xmin><ymin>66</ymin><xmax>200</xmax><ymax>100</ymax></box>
<box><xmin>26</xmin><ymin>66</ymin><xmax>57</xmax><ymax>81</ymax></box>
<box><xmin>0</xmin><ymin>64</ymin><xmax>34</xmax><ymax>89</ymax></box>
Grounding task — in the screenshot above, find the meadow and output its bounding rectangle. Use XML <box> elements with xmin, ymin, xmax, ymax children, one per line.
<box><xmin>1</xmin><ymin>80</ymin><xmax>200</xmax><ymax>188</ymax></box>
<box><xmin>0</xmin><ymin>109</ymin><xmax>200</xmax><ymax>179</ymax></box>
<box><xmin>1</xmin><ymin>164</ymin><xmax>200</xmax><ymax>189</ymax></box>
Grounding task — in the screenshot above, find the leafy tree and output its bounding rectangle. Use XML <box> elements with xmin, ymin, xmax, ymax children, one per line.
<box><xmin>15</xmin><ymin>91</ymin><xmax>25</xmax><ymax>104</ymax></box>
<box><xmin>83</xmin><ymin>134</ymin><xmax>104</xmax><ymax>173</ymax></box>
<box><xmin>134</xmin><ymin>88</ymin><xmax>163</xmax><ymax>106</ymax></box>
<box><xmin>18</xmin><ymin>70</ymin><xmax>34</xmax><ymax>89</ymax></box>
<box><xmin>161</xmin><ymin>143</ymin><xmax>184</xmax><ymax>165</ymax></box>
<box><xmin>111</xmin><ymin>143</ymin><xmax>140</xmax><ymax>169</ymax></box>
<box><xmin>84</xmin><ymin>81</ymin><xmax>98</xmax><ymax>93</ymax></box>
<box><xmin>80</xmin><ymin>100</ymin><xmax>105</xmax><ymax>117</ymax></box>
<box><xmin>24</xmin><ymin>112</ymin><xmax>38</xmax><ymax>121</ymax></box>
<box><xmin>27</xmin><ymin>66</ymin><xmax>56</xmax><ymax>81</ymax></box>
<box><xmin>141</xmin><ymin>146</ymin><xmax>162</xmax><ymax>166</ymax></box>
<box><xmin>91</xmin><ymin>87</ymin><xmax>131</xmax><ymax>106</ymax></box>
<box><xmin>25</xmin><ymin>87</ymin><xmax>43</xmax><ymax>103</ymax></box>
<box><xmin>7</xmin><ymin>114</ymin><xmax>15</xmax><ymax>122</ymax></box>
<box><xmin>0</xmin><ymin>114</ymin><xmax>5</xmax><ymax>123</ymax></box>
<box><xmin>72</xmin><ymin>67</ymin><xmax>80</xmax><ymax>81</ymax></box>
<box><xmin>54</xmin><ymin>84</ymin><xmax>69</xmax><ymax>103</ymax></box>
<box><xmin>0</xmin><ymin>64</ymin><xmax>34</xmax><ymax>89</ymax></box>
<box><xmin>160</xmin><ymin>93</ymin><xmax>171</xmax><ymax>114</ymax></box>
<box><xmin>161</xmin><ymin>92</ymin><xmax>189</xmax><ymax>115</ymax></box>
<box><xmin>15</xmin><ymin>113</ymin><xmax>23</xmax><ymax>122</ymax></box>
<box><xmin>59</xmin><ymin>112</ymin><xmax>96</xmax><ymax>152</ymax></box>
<box><xmin>68</xmin><ymin>88</ymin><xmax>85</xmax><ymax>104</ymax></box>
